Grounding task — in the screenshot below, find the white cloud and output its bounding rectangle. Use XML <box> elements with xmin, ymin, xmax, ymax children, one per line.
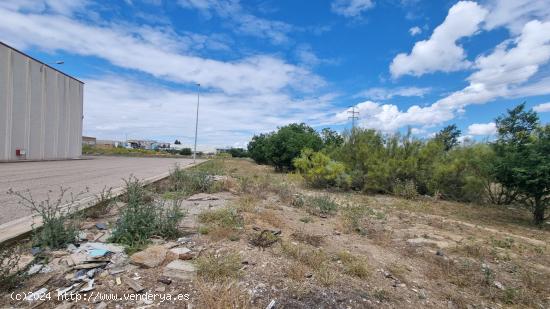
<box><xmin>484</xmin><ymin>0</ymin><xmax>550</xmax><ymax>34</ymax></box>
<box><xmin>467</xmin><ymin>122</ymin><xmax>496</xmax><ymax>135</ymax></box>
<box><xmin>533</xmin><ymin>102</ymin><xmax>550</xmax><ymax>113</ymax></box>
<box><xmin>0</xmin><ymin>0</ymin><xmax>88</xmax><ymax>16</ymax></box>
<box><xmin>177</xmin><ymin>0</ymin><xmax>293</xmax><ymax>44</ymax></box>
<box><xmin>408</xmin><ymin>26</ymin><xmax>421</xmax><ymax>36</ymax></box>
<box><xmin>344</xmin><ymin>19</ymin><xmax>550</xmax><ymax>133</ymax></box>
<box><xmin>0</xmin><ymin>6</ymin><xmax>323</xmax><ymax>95</ymax></box>
<box><xmin>331</xmin><ymin>0</ymin><xmax>374</xmax><ymax>17</ymax></box>
<box><xmin>84</xmin><ymin>77</ymin><xmax>338</xmax><ymax>147</ymax></box>
<box><xmin>390</xmin><ymin>1</ymin><xmax>488</xmax><ymax>78</ymax></box>
<box><xmin>436</xmin><ymin>20</ymin><xmax>550</xmax><ymax>110</ymax></box>
<box><xmin>334</xmin><ymin>101</ymin><xmax>454</xmax><ymax>132</ymax></box>
<box><xmin>355</xmin><ymin>86</ymin><xmax>431</xmax><ymax>100</ymax></box>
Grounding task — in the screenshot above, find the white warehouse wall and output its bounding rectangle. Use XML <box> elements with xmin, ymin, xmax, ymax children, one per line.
<box><xmin>0</xmin><ymin>43</ymin><xmax>83</xmax><ymax>161</ymax></box>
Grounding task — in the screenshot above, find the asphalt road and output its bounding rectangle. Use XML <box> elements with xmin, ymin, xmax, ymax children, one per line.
<box><xmin>0</xmin><ymin>156</ymin><xmax>200</xmax><ymax>224</ymax></box>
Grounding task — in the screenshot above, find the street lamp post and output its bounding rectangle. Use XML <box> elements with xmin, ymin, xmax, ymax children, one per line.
<box><xmin>193</xmin><ymin>83</ymin><xmax>201</xmax><ymax>163</ymax></box>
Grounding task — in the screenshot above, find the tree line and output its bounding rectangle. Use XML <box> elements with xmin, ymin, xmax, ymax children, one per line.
<box><xmin>247</xmin><ymin>103</ymin><xmax>550</xmax><ymax>225</ymax></box>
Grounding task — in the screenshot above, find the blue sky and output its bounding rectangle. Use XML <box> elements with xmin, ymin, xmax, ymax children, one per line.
<box><xmin>1</xmin><ymin>0</ymin><xmax>550</xmax><ymax>150</ymax></box>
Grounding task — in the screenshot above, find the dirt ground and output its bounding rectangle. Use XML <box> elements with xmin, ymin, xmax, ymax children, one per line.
<box><xmin>1</xmin><ymin>159</ymin><xmax>549</xmax><ymax>308</ymax></box>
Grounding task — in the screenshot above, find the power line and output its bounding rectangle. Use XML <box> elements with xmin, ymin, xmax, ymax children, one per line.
<box><xmin>347</xmin><ymin>106</ymin><xmax>359</xmax><ymax>131</ymax></box>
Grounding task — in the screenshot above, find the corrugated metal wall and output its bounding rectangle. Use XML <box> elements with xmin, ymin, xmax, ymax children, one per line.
<box><xmin>0</xmin><ymin>43</ymin><xmax>83</xmax><ymax>161</ymax></box>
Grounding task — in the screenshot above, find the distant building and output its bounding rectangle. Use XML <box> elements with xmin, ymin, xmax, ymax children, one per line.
<box><xmin>82</xmin><ymin>136</ymin><xmax>96</xmax><ymax>146</ymax></box>
<box><xmin>0</xmin><ymin>42</ymin><xmax>84</xmax><ymax>161</ymax></box>
<box><xmin>96</xmin><ymin>140</ymin><xmax>123</xmax><ymax>148</ymax></box>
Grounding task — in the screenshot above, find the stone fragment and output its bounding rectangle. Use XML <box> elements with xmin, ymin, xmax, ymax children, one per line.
<box><xmin>130</xmin><ymin>246</ymin><xmax>167</xmax><ymax>268</ymax></box>
<box><xmin>126</xmin><ymin>278</ymin><xmax>145</xmax><ymax>293</ymax></box>
<box><xmin>163</xmin><ymin>260</ymin><xmax>196</xmax><ymax>281</ymax></box>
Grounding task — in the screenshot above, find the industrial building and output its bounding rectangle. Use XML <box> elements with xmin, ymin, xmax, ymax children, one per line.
<box><xmin>0</xmin><ymin>42</ymin><xmax>84</xmax><ymax>161</ymax></box>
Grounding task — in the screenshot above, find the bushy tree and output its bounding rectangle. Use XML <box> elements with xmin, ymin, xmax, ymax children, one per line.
<box><xmin>435</xmin><ymin>124</ymin><xmax>461</xmax><ymax>151</ymax></box>
<box><xmin>248</xmin><ymin>123</ymin><xmax>323</xmax><ymax>171</ymax></box>
<box><xmin>321</xmin><ymin>128</ymin><xmax>344</xmax><ymax>149</ymax></box>
<box><xmin>294</xmin><ymin>148</ymin><xmax>350</xmax><ymax>188</ymax></box>
<box><xmin>227</xmin><ymin>148</ymin><xmax>248</xmax><ymax>158</ymax></box>
<box><xmin>179</xmin><ymin>147</ymin><xmax>192</xmax><ymax>155</ymax></box>
<box><xmin>247</xmin><ymin>133</ymin><xmax>271</xmax><ymax>165</ymax></box>
<box><xmin>492</xmin><ymin>103</ymin><xmax>550</xmax><ymax>224</ymax></box>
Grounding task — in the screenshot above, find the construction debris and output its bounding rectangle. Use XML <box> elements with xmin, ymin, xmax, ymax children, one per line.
<box><xmin>130</xmin><ymin>245</ymin><xmax>167</xmax><ymax>268</ymax></box>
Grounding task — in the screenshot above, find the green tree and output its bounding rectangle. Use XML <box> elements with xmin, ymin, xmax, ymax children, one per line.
<box><xmin>435</xmin><ymin>124</ymin><xmax>461</xmax><ymax>151</ymax></box>
<box><xmin>247</xmin><ymin>133</ymin><xmax>271</xmax><ymax>165</ymax></box>
<box><xmin>321</xmin><ymin>128</ymin><xmax>344</xmax><ymax>149</ymax></box>
<box><xmin>493</xmin><ymin>103</ymin><xmax>550</xmax><ymax>224</ymax></box>
<box><xmin>267</xmin><ymin>123</ymin><xmax>323</xmax><ymax>171</ymax></box>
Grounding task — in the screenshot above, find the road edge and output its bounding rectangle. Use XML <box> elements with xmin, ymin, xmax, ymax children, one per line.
<box><xmin>0</xmin><ymin>161</ymin><xmax>204</xmax><ymax>245</ymax></box>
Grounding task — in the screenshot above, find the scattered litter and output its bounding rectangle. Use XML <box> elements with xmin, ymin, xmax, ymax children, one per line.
<box><xmin>89</xmin><ymin>249</ymin><xmax>109</xmax><ymax>258</ymax></box>
<box><xmin>57</xmin><ymin>284</ymin><xmax>79</xmax><ymax>297</ymax></box>
<box><xmin>95</xmin><ymin>223</ymin><xmax>107</xmax><ymax>230</ymax></box>
<box><xmin>115</xmin><ymin>277</ymin><xmax>122</xmax><ymax>285</ymax></box>
<box><xmin>494</xmin><ymin>281</ymin><xmax>505</xmax><ymax>290</ymax></box>
<box><xmin>80</xmin><ymin>279</ymin><xmax>95</xmax><ymax>293</ymax></box>
<box><xmin>27</xmin><ymin>264</ymin><xmax>43</xmax><ymax>275</ymax></box>
<box><xmin>78</xmin><ymin>231</ymin><xmax>88</xmax><ymax>241</ymax></box>
<box><xmin>157</xmin><ymin>276</ymin><xmax>172</xmax><ymax>285</ymax></box>
<box><xmin>266</xmin><ymin>299</ymin><xmax>276</xmax><ymax>309</ymax></box>
<box><xmin>31</xmin><ymin>247</ymin><xmax>42</xmax><ymax>256</ymax></box>
<box><xmin>73</xmin><ymin>262</ymin><xmax>108</xmax><ymax>270</ymax></box>
<box><xmin>109</xmin><ymin>267</ymin><xmax>127</xmax><ymax>275</ymax></box>
<box><xmin>187</xmin><ymin>193</ymin><xmax>220</xmax><ymax>201</ymax></box>
<box><xmin>155</xmin><ymin>286</ymin><xmax>166</xmax><ymax>293</ymax></box>
<box><xmin>126</xmin><ymin>277</ymin><xmax>145</xmax><ymax>293</ymax></box>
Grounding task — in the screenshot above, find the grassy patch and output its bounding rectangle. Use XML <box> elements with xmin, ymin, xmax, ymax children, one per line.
<box><xmin>304</xmin><ymin>195</ymin><xmax>338</xmax><ymax>216</ymax></box>
<box><xmin>280</xmin><ymin>241</ymin><xmax>328</xmax><ymax>268</ymax></box>
<box><xmin>198</xmin><ymin>207</ymin><xmax>243</xmax><ymax>241</ymax></box>
<box><xmin>196</xmin><ymin>251</ymin><xmax>242</xmax><ymax>281</ymax></box>
<box><xmin>336</xmin><ymin>251</ymin><xmax>370</xmax><ymax>279</ymax></box>
<box><xmin>196</xmin><ymin>279</ymin><xmax>251</xmax><ymax>309</ymax></box>
<box><xmin>315</xmin><ymin>265</ymin><xmax>337</xmax><ymax>287</ymax></box>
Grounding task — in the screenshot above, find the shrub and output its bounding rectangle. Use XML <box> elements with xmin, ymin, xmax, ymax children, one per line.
<box><xmin>110</xmin><ymin>178</ymin><xmax>185</xmax><ymax>251</ymax></box>
<box><xmin>179</xmin><ymin>148</ymin><xmax>192</xmax><ymax>155</ymax></box>
<box><xmin>0</xmin><ymin>245</ymin><xmax>26</xmax><ymax>290</ymax></box>
<box><xmin>8</xmin><ymin>187</ymin><xmax>81</xmax><ymax>249</ymax></box>
<box><xmin>305</xmin><ymin>195</ymin><xmax>339</xmax><ymax>216</ymax></box>
<box><xmin>169</xmin><ymin>165</ymin><xmax>215</xmax><ymax>195</ymax></box>
<box><xmin>85</xmin><ymin>186</ymin><xmax>115</xmax><ymax>218</ymax></box>
<box><xmin>392</xmin><ymin>179</ymin><xmax>418</xmax><ymax>200</ymax></box>
<box><xmin>339</xmin><ymin>202</ymin><xmax>373</xmax><ymax>234</ymax></box>
<box><xmin>293</xmin><ymin>148</ymin><xmax>350</xmax><ymax>189</ymax></box>
<box><xmin>336</xmin><ymin>251</ymin><xmax>370</xmax><ymax>279</ymax></box>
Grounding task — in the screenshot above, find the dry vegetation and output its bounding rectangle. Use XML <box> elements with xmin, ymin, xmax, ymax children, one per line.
<box><xmin>190</xmin><ymin>158</ymin><xmax>549</xmax><ymax>308</ymax></box>
<box><xmin>1</xmin><ymin>158</ymin><xmax>548</xmax><ymax>308</ymax></box>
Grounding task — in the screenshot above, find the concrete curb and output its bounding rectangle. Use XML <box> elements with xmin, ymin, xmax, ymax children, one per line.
<box><xmin>0</xmin><ymin>161</ymin><xmax>203</xmax><ymax>244</ymax></box>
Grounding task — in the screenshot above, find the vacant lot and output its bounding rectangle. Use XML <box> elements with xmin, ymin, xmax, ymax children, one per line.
<box><xmin>2</xmin><ymin>158</ymin><xmax>548</xmax><ymax>308</ymax></box>
<box><xmin>0</xmin><ymin>156</ymin><xmax>199</xmax><ymax>224</ymax></box>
